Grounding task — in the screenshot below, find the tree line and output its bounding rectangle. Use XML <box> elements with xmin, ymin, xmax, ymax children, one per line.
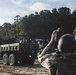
<box><xmin>0</xmin><ymin>7</ymin><xmax>76</xmax><ymax>42</ymax></box>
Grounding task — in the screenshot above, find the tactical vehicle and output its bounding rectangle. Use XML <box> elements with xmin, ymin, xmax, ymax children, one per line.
<box><xmin>0</xmin><ymin>38</ymin><xmax>39</xmax><ymax>66</ymax></box>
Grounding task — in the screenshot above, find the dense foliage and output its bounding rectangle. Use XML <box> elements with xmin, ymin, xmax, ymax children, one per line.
<box><xmin>0</xmin><ymin>7</ymin><xmax>76</xmax><ymax>41</ymax></box>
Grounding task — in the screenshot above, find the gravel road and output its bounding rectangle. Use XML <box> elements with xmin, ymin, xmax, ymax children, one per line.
<box><xmin>0</xmin><ymin>60</ymin><xmax>48</xmax><ymax>75</ymax></box>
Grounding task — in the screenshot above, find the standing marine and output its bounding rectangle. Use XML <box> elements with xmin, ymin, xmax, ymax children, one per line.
<box><xmin>38</xmin><ymin>28</ymin><xmax>76</xmax><ymax>75</ymax></box>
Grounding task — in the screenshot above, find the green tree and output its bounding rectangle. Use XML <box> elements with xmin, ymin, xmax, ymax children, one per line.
<box><xmin>2</xmin><ymin>22</ymin><xmax>11</xmax><ymax>38</ymax></box>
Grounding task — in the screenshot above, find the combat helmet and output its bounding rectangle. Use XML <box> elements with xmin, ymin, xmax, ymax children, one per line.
<box><xmin>57</xmin><ymin>34</ymin><xmax>76</xmax><ymax>53</ymax></box>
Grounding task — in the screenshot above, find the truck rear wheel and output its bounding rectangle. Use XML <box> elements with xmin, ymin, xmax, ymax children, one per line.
<box><xmin>3</xmin><ymin>54</ymin><xmax>9</xmax><ymax>65</ymax></box>
<box><xmin>25</xmin><ymin>56</ymin><xmax>35</xmax><ymax>65</ymax></box>
<box><xmin>29</xmin><ymin>57</ymin><xmax>35</xmax><ymax>65</ymax></box>
<box><xmin>9</xmin><ymin>54</ymin><xmax>17</xmax><ymax>66</ymax></box>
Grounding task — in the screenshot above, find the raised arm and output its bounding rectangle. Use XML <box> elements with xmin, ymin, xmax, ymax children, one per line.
<box><xmin>50</xmin><ymin>28</ymin><xmax>60</xmax><ymax>43</ymax></box>
<box><xmin>73</xmin><ymin>29</ymin><xmax>76</xmax><ymax>38</ymax></box>
<box><xmin>38</xmin><ymin>28</ymin><xmax>60</xmax><ymax>57</ymax></box>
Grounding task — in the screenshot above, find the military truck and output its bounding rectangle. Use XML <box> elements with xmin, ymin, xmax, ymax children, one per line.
<box><xmin>0</xmin><ymin>39</ymin><xmax>39</xmax><ymax>66</ymax></box>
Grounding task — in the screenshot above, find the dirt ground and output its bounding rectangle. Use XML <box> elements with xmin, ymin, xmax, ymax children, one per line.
<box><xmin>0</xmin><ymin>60</ymin><xmax>48</xmax><ymax>75</ymax></box>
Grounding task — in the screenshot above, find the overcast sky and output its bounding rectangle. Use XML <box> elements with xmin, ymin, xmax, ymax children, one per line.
<box><xmin>0</xmin><ymin>0</ymin><xmax>76</xmax><ymax>25</ymax></box>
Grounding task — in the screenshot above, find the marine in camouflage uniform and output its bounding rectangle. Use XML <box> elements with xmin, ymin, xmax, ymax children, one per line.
<box><xmin>38</xmin><ymin>28</ymin><xmax>76</xmax><ymax>75</ymax></box>
<box><xmin>57</xmin><ymin>33</ymin><xmax>76</xmax><ymax>75</ymax></box>
<box><xmin>38</xmin><ymin>28</ymin><xmax>60</xmax><ymax>75</ymax></box>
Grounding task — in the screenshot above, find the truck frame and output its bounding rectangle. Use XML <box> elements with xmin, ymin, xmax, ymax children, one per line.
<box><xmin>0</xmin><ymin>42</ymin><xmax>38</xmax><ymax>66</ymax></box>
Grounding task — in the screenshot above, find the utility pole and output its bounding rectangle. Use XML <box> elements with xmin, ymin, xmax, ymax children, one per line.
<box><xmin>14</xmin><ymin>15</ymin><xmax>21</xmax><ymax>23</ymax></box>
<box><xmin>14</xmin><ymin>15</ymin><xmax>21</xmax><ymax>42</ymax></box>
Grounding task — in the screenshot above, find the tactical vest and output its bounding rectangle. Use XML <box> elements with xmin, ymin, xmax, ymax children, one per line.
<box><xmin>57</xmin><ymin>54</ymin><xmax>76</xmax><ymax>75</ymax></box>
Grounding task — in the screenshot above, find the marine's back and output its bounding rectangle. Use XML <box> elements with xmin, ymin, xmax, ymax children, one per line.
<box><xmin>57</xmin><ymin>54</ymin><xmax>76</xmax><ymax>75</ymax></box>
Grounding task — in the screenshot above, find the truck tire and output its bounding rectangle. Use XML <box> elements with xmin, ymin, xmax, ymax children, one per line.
<box><xmin>25</xmin><ymin>56</ymin><xmax>35</xmax><ymax>65</ymax></box>
<box><xmin>29</xmin><ymin>54</ymin><xmax>35</xmax><ymax>65</ymax></box>
<box><xmin>9</xmin><ymin>54</ymin><xmax>17</xmax><ymax>66</ymax></box>
<box><xmin>29</xmin><ymin>57</ymin><xmax>35</xmax><ymax>65</ymax></box>
<box><xmin>3</xmin><ymin>53</ymin><xmax>9</xmax><ymax>65</ymax></box>
<box><xmin>20</xmin><ymin>56</ymin><xmax>35</xmax><ymax>65</ymax></box>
